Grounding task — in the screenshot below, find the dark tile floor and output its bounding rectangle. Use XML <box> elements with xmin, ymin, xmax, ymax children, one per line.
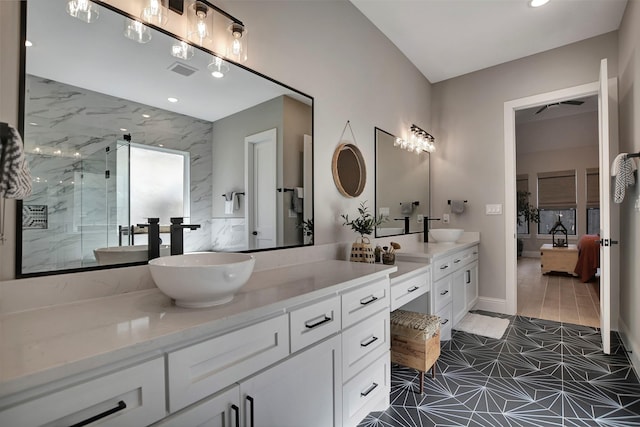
<box><xmin>359</xmin><ymin>311</ymin><xmax>640</xmax><ymax>427</ymax></box>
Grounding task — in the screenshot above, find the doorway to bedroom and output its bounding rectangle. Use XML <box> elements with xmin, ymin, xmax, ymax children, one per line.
<box><xmin>515</xmin><ymin>94</ymin><xmax>602</xmax><ymax>327</ymax></box>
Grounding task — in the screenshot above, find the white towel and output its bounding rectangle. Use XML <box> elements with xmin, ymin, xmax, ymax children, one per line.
<box><xmin>224</xmin><ymin>191</ymin><xmax>239</xmax><ymax>214</ymax></box>
<box><xmin>611</xmin><ymin>153</ymin><xmax>636</xmax><ymax>203</ymax></box>
<box><xmin>224</xmin><ymin>200</ymin><xmax>233</xmax><ymax>214</ymax></box>
<box><xmin>296</xmin><ymin>187</ymin><xmax>304</xmax><ymax>198</ymax></box>
<box><xmin>0</xmin><ymin>123</ymin><xmax>32</xmax><ymax>199</ymax></box>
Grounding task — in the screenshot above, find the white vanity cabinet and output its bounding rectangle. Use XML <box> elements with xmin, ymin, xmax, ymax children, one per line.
<box><xmin>0</xmin><ymin>357</ymin><xmax>166</xmax><ymax>427</ymax></box>
<box><xmin>448</xmin><ymin>246</ymin><xmax>479</xmax><ymax>333</ymax></box>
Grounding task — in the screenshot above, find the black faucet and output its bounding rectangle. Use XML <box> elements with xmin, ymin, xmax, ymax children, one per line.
<box><xmin>394</xmin><ymin>217</ymin><xmax>410</xmax><ymax>234</ymax></box>
<box><xmin>137</xmin><ymin>218</ymin><xmax>160</xmax><ymax>260</ymax></box>
<box><xmin>170</xmin><ymin>217</ymin><xmax>201</xmax><ymax>255</ymax></box>
<box><xmin>423</xmin><ymin>216</ymin><xmax>441</xmax><ymax>243</ymax></box>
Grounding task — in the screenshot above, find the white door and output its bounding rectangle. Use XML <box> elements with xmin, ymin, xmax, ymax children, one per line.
<box><xmin>597</xmin><ymin>58</ymin><xmax>619</xmax><ymax>355</ymax></box>
<box><xmin>240</xmin><ymin>336</ymin><xmax>339</xmax><ymax>427</ymax></box>
<box><xmin>245</xmin><ymin>129</ymin><xmax>277</xmax><ymax>250</ymax></box>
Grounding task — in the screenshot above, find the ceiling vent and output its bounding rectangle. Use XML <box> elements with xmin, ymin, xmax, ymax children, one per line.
<box><xmin>168</xmin><ymin>61</ymin><xmax>198</xmax><ymax>77</ymax></box>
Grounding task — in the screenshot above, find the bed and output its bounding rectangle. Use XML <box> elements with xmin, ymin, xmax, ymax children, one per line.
<box><xmin>574</xmin><ymin>234</ymin><xmax>600</xmax><ymax>282</ymax></box>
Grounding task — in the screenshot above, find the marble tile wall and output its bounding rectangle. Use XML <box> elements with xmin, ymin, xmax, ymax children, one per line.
<box><xmin>21</xmin><ymin>75</ymin><xmax>213</xmax><ymax>273</ymax></box>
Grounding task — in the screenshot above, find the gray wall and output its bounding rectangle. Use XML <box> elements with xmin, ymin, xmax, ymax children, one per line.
<box><xmin>431</xmin><ymin>32</ymin><xmax>618</xmax><ymax>302</ymax></box>
<box><xmin>617</xmin><ymin>0</ymin><xmax>640</xmax><ymax>367</ymax></box>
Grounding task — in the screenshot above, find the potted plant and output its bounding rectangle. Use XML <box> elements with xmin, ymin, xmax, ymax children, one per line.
<box><xmin>517</xmin><ymin>190</ymin><xmax>540</xmax><ymax>257</ymax></box>
<box><xmin>341</xmin><ymin>201</ymin><xmax>386</xmax><ymax>263</ymax></box>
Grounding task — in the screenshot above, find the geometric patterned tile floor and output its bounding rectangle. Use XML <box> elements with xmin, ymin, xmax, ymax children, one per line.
<box><xmin>359</xmin><ymin>311</ymin><xmax>640</xmax><ymax>427</ymax></box>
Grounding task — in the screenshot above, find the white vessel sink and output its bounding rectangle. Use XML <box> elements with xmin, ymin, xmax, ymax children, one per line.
<box><xmin>429</xmin><ymin>228</ymin><xmax>464</xmax><ymax>244</ymax></box>
<box><xmin>148</xmin><ymin>252</ymin><xmax>255</xmax><ymax>308</ymax></box>
<box><xmin>94</xmin><ymin>245</ymin><xmax>170</xmax><ymax>265</ymax></box>
<box><xmin>376</xmin><ymin>227</ymin><xmax>404</xmax><ymax>237</ymax></box>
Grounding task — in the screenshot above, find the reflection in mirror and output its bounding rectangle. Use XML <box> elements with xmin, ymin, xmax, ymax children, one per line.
<box><xmin>375</xmin><ymin>128</ymin><xmax>429</xmax><ymax>237</ymax></box>
<box><xmin>19</xmin><ymin>0</ymin><xmax>313</xmax><ymax>276</ymax></box>
<box><xmin>332</xmin><ymin>143</ymin><xmax>366</xmax><ymax>198</ymax></box>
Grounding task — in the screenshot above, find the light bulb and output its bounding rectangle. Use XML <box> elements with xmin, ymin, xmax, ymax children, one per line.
<box><xmin>227</xmin><ymin>23</ymin><xmax>248</xmax><ymax>62</ymax></box>
<box><xmin>142</xmin><ymin>0</ymin><xmax>168</xmax><ymax>26</ymax></box>
<box><xmin>189</xmin><ymin>2</ymin><xmax>211</xmax><ymax>45</ymax></box>
<box><xmin>67</xmin><ymin>0</ymin><xmax>99</xmax><ymax>23</ymax></box>
<box><xmin>124</xmin><ymin>19</ymin><xmax>152</xmax><ymax>43</ymax></box>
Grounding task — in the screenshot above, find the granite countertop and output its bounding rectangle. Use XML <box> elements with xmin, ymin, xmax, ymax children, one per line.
<box><xmin>0</xmin><ymin>260</ymin><xmax>397</xmax><ymax>399</ymax></box>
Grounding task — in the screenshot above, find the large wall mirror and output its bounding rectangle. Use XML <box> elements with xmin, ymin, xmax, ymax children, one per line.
<box><xmin>375</xmin><ymin>128</ymin><xmax>429</xmax><ymax>237</ymax></box>
<box><xmin>18</xmin><ymin>0</ymin><xmax>313</xmax><ymax>276</ymax></box>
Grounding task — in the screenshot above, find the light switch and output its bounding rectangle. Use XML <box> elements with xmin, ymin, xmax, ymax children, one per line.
<box><xmin>442</xmin><ymin>213</ymin><xmax>450</xmax><ymax>223</ymax></box>
<box><xmin>635</xmin><ymin>197</ymin><xmax>640</xmax><ymax>212</ymax></box>
<box><xmin>417</xmin><ymin>214</ymin><xmax>424</xmax><ymax>223</ymax></box>
<box><xmin>485</xmin><ymin>204</ymin><xmax>503</xmax><ymax>215</ymax></box>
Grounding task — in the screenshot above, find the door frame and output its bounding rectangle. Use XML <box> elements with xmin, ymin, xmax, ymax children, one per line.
<box><xmin>504</xmin><ymin>81</ymin><xmax>601</xmax><ymax>315</ymax></box>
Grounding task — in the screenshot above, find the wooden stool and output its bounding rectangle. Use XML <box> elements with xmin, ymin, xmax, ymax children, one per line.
<box><xmin>390</xmin><ymin>310</ymin><xmax>441</xmax><ymax>394</ymax></box>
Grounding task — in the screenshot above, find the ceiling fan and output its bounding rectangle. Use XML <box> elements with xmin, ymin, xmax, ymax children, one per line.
<box><xmin>535</xmin><ymin>100</ymin><xmax>584</xmax><ymax>115</ymax></box>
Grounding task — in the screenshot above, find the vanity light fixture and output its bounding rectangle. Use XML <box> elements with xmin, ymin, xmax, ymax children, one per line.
<box><xmin>208</xmin><ymin>56</ymin><xmax>229</xmax><ymax>78</ymax></box>
<box><xmin>66</xmin><ymin>0</ymin><xmax>99</xmax><ymax>23</ymax></box>
<box><xmin>124</xmin><ymin>18</ymin><xmax>153</xmax><ymax>43</ymax></box>
<box><xmin>171</xmin><ymin>41</ymin><xmax>195</xmax><ymax>60</ymax></box>
<box><xmin>395</xmin><ymin>124</ymin><xmax>436</xmax><ymax>154</ymax></box>
<box><xmin>529</xmin><ymin>0</ymin><xmax>550</xmax><ymax>7</ymax></box>
<box><xmin>188</xmin><ymin>1</ymin><xmax>212</xmax><ymax>46</ymax></box>
<box><xmin>141</xmin><ymin>0</ymin><xmax>170</xmax><ymax>26</ymax></box>
<box><xmin>168</xmin><ymin>97</ymin><xmax>178</xmax><ymax>103</ymax></box>
<box><xmin>226</xmin><ymin>22</ymin><xmax>248</xmax><ymax>63</ymax></box>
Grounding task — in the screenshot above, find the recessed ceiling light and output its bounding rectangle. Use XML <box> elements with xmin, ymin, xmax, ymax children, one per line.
<box><xmin>29</xmin><ymin>122</ymin><xmax>38</xmax><ymax>126</ymax></box>
<box><xmin>25</xmin><ymin>40</ymin><xmax>33</xmax><ymax>47</ymax></box>
<box><xmin>120</xmin><ymin>128</ymin><xmax>128</xmax><ymax>132</ymax></box>
<box><xmin>142</xmin><ymin>113</ymin><xmax>151</xmax><ymax>118</ymax></box>
<box><xmin>211</xmin><ymin>71</ymin><xmax>224</xmax><ymax>79</ymax></box>
<box><xmin>168</xmin><ymin>97</ymin><xmax>178</xmax><ymax>103</ymax></box>
<box><xmin>529</xmin><ymin>0</ymin><xmax>550</xmax><ymax>7</ymax></box>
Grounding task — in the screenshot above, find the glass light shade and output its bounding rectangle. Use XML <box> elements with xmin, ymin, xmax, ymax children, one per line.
<box><xmin>187</xmin><ymin>1</ymin><xmax>212</xmax><ymax>46</ymax></box>
<box><xmin>171</xmin><ymin>41</ymin><xmax>195</xmax><ymax>60</ymax></box>
<box><xmin>124</xmin><ymin>19</ymin><xmax>152</xmax><ymax>44</ymax></box>
<box><xmin>208</xmin><ymin>57</ymin><xmax>230</xmax><ymax>78</ymax></box>
<box><xmin>66</xmin><ymin>0</ymin><xmax>99</xmax><ymax>23</ymax></box>
<box><xmin>226</xmin><ymin>23</ymin><xmax>248</xmax><ymax>63</ymax></box>
<box><xmin>141</xmin><ymin>0</ymin><xmax>169</xmax><ymax>26</ymax></box>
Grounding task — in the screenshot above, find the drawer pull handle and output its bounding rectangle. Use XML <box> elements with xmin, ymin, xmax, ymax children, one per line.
<box><xmin>440</xmin><ymin>265</ymin><xmax>448</xmax><ymax>270</ymax></box>
<box><xmin>246</xmin><ymin>396</ymin><xmax>255</xmax><ymax>427</ymax></box>
<box><xmin>466</xmin><ymin>271</ymin><xmax>471</xmax><ymax>284</ymax></box>
<box><xmin>407</xmin><ymin>286</ymin><xmax>419</xmax><ymax>293</ymax></box>
<box><xmin>231</xmin><ymin>404</ymin><xmax>240</xmax><ymax>427</ymax></box>
<box><xmin>360</xmin><ymin>382</ymin><xmax>379</xmax><ymax>397</ymax></box>
<box><xmin>473</xmin><ymin>252</ymin><xmax>478</xmax><ymax>255</ymax></box>
<box><xmin>360</xmin><ymin>295</ymin><xmax>378</xmax><ymax>306</ymax></box>
<box><xmin>453</xmin><ymin>259</ymin><xmax>461</xmax><ymax>264</ymax></box>
<box><xmin>440</xmin><ymin>290</ymin><xmax>449</xmax><ymax>296</ymax></box>
<box><xmin>68</xmin><ymin>400</ymin><xmax>126</xmax><ymax>427</ymax></box>
<box><xmin>361</xmin><ymin>336</ymin><xmax>379</xmax><ymax>347</ymax></box>
<box><xmin>441</xmin><ymin>318</ymin><xmax>449</xmax><ymax>325</ymax></box>
<box><xmin>305</xmin><ymin>315</ymin><xmax>332</xmax><ymax>329</ymax></box>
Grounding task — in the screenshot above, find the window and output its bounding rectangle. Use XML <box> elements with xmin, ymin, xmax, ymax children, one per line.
<box><xmin>586</xmin><ymin>168</ymin><xmax>599</xmax><ymax>235</ymax></box>
<box><xmin>130</xmin><ymin>144</ymin><xmax>190</xmax><ymax>226</ymax></box>
<box><xmin>538</xmin><ymin>208</ymin><xmax>577</xmax><ymax>235</ymax></box>
<box><xmin>516</xmin><ymin>174</ymin><xmax>529</xmax><ymax>235</ymax></box>
<box><xmin>537</xmin><ymin>170</ymin><xmax>576</xmax><ymax>235</ymax></box>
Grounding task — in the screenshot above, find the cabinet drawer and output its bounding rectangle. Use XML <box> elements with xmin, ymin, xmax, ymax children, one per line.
<box><xmin>342</xmin><ymin>352</ymin><xmax>390</xmax><ymax>427</ymax></box>
<box><xmin>390</xmin><ymin>270</ymin><xmax>430</xmax><ymax>311</ymax></box>
<box><xmin>290</xmin><ymin>295</ymin><xmax>341</xmax><ymax>353</ymax></box>
<box><xmin>342</xmin><ymin>310</ymin><xmax>389</xmax><ymax>381</ymax></box>
<box><xmin>341</xmin><ymin>277</ymin><xmax>389</xmax><ymax>329</ymax></box>
<box><xmin>433</xmin><ymin>275</ymin><xmax>453</xmax><ymax>313</ymax></box>
<box><xmin>0</xmin><ymin>357</ymin><xmax>165</xmax><ymax>427</ymax></box>
<box><xmin>167</xmin><ymin>314</ymin><xmax>289</xmax><ymax>412</ymax></box>
<box><xmin>432</xmin><ymin>256</ymin><xmax>452</xmax><ymax>281</ymax></box>
<box><xmin>436</xmin><ymin>303</ymin><xmax>452</xmax><ymax>341</ymax></box>
<box><xmin>466</xmin><ymin>246</ymin><xmax>479</xmax><ymax>263</ymax></box>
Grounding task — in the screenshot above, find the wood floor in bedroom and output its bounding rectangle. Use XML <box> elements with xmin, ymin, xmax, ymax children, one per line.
<box><xmin>517</xmin><ymin>257</ymin><xmax>600</xmax><ymax>327</ymax></box>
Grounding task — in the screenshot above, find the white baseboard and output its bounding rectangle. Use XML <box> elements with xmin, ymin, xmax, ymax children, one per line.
<box><xmin>617</xmin><ymin>317</ymin><xmax>640</xmax><ymax>375</ymax></box>
<box><xmin>473</xmin><ymin>297</ymin><xmax>509</xmax><ymax>315</ymax></box>
<box><xmin>520</xmin><ymin>251</ymin><xmax>541</xmax><ymax>258</ymax></box>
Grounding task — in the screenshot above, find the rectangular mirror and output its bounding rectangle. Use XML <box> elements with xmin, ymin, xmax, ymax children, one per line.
<box><xmin>18</xmin><ymin>0</ymin><xmax>313</xmax><ymax>276</ymax></box>
<box><xmin>375</xmin><ymin>127</ymin><xmax>429</xmax><ymax>237</ymax></box>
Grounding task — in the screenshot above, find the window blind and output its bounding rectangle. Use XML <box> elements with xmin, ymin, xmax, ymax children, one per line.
<box><xmin>586</xmin><ymin>168</ymin><xmax>599</xmax><ymax>207</ymax></box>
<box><xmin>537</xmin><ymin>170</ymin><xmax>576</xmax><ymax>208</ymax></box>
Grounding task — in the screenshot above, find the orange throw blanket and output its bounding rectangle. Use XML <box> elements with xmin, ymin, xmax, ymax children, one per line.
<box><xmin>574</xmin><ymin>234</ymin><xmax>600</xmax><ymax>282</ymax></box>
